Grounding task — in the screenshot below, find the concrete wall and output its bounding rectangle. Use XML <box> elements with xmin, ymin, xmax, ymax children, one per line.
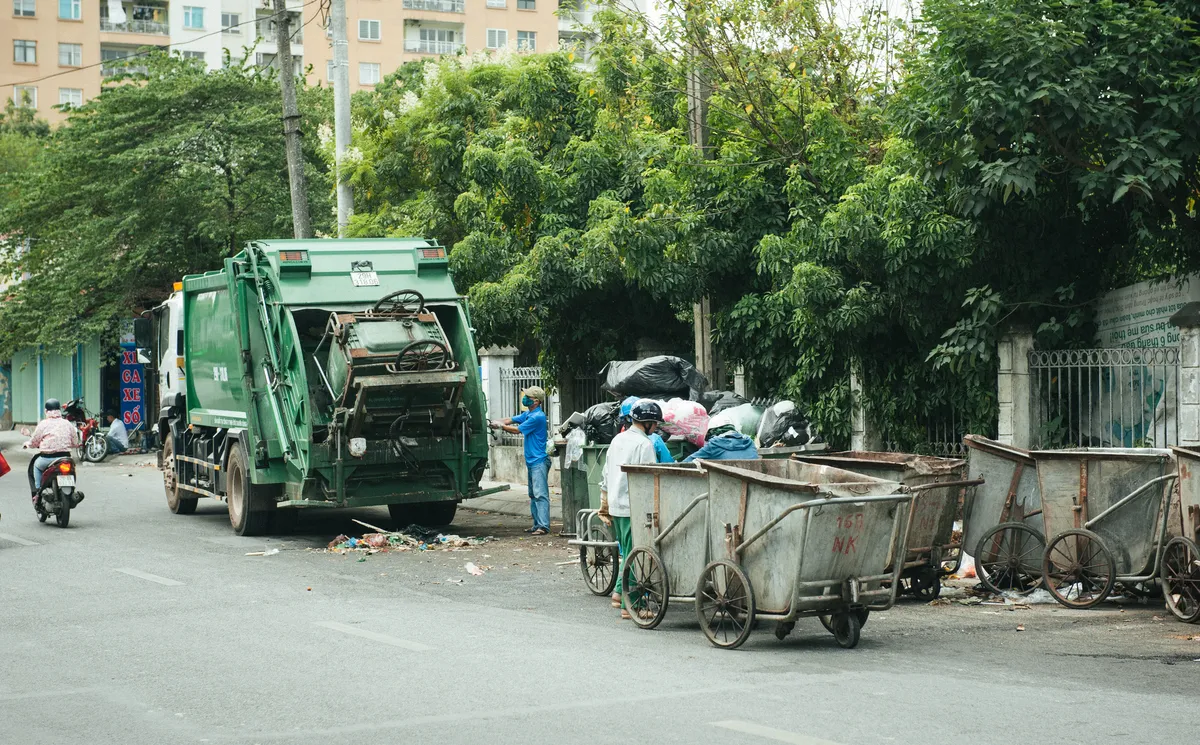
<box><xmin>488</xmin><ymin>444</ymin><xmax>560</xmax><ymax>487</ymax></box>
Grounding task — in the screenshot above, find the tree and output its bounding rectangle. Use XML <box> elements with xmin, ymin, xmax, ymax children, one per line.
<box><xmin>0</xmin><ymin>53</ymin><xmax>332</xmax><ymax>357</ymax></box>
<box><xmin>0</xmin><ymin>102</ymin><xmax>49</xmax><ymax>210</ymax></box>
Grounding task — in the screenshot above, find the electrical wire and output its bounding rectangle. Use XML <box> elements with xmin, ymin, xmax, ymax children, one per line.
<box><xmin>2</xmin><ymin>0</ymin><xmax>323</xmax><ymax>91</ymax></box>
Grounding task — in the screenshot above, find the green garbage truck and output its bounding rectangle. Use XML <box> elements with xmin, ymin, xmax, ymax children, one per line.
<box><xmin>152</xmin><ymin>238</ymin><xmax>492</xmax><ymax>535</ymax></box>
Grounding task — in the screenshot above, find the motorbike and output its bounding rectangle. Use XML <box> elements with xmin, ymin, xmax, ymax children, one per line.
<box><xmin>26</xmin><ymin>452</ymin><xmax>83</xmax><ymax>528</ymax></box>
<box><xmin>64</xmin><ymin>398</ymin><xmax>107</xmax><ymax>463</ymax></box>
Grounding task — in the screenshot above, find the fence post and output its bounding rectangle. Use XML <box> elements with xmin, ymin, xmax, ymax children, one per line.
<box><xmin>850</xmin><ymin>365</ymin><xmax>883</xmax><ymax>451</ymax></box>
<box><xmin>997</xmin><ymin>326</ymin><xmax>1034</xmax><ymax>448</ymax></box>
<box><xmin>478</xmin><ymin>345</ymin><xmax>517</xmax><ymax>423</ymax></box>
<box><xmin>1173</xmin><ymin>303</ymin><xmax>1200</xmax><ymax>447</ymax></box>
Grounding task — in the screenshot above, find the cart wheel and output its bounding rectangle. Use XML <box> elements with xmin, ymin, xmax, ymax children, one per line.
<box><xmin>622</xmin><ymin>546</ymin><xmax>669</xmax><ymax>630</ymax></box>
<box><xmin>819</xmin><ymin>608</ymin><xmax>869</xmax><ymax>632</ymax></box>
<box><xmin>976</xmin><ymin>522</ymin><xmax>1045</xmax><ymax>595</ymax></box>
<box><xmin>1161</xmin><ymin>536</ymin><xmax>1200</xmax><ymax>623</ymax></box>
<box><xmin>1042</xmin><ymin>529</ymin><xmax>1116</xmax><ymax>609</ymax></box>
<box><xmin>830</xmin><ymin>611</ymin><xmax>861</xmax><ymax>649</ymax></box>
<box><xmin>695</xmin><ymin>560</ymin><xmax>755</xmax><ymax>649</ymax></box>
<box><xmin>579</xmin><ymin>525</ymin><xmax>617</xmax><ymax>597</ymax></box>
<box><xmin>910</xmin><ymin>569</ymin><xmax>942</xmax><ymax>600</ymax></box>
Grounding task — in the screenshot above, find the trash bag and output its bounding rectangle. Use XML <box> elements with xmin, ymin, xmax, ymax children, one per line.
<box><xmin>583</xmin><ymin>401</ymin><xmax>621</xmax><ymax>445</ymax></box>
<box><xmin>722</xmin><ymin>403</ymin><xmax>765</xmax><ymax>437</ymax></box>
<box><xmin>599</xmin><ymin>356</ymin><xmax>710</xmax><ymax>401</ymax></box>
<box><xmin>660</xmin><ymin>398</ymin><xmax>709</xmax><ymax>446</ymax></box>
<box><xmin>755</xmin><ymin>400</ymin><xmax>813</xmax><ymax>448</ymax></box>
<box><xmin>564</xmin><ymin>427</ymin><xmax>586</xmax><ymax>468</ymax></box>
<box><xmin>701</xmin><ymin>390</ymin><xmax>748</xmax><ymax>415</ymax></box>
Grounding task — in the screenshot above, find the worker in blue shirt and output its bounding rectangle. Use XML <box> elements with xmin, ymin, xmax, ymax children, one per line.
<box><xmin>490</xmin><ymin>386</ymin><xmax>551</xmax><ymax>535</ymax></box>
<box><xmin>683</xmin><ymin>418</ymin><xmax>759</xmax><ymax>462</ymax></box>
<box><xmin>620</xmin><ymin>396</ymin><xmax>674</xmax><ymax>463</ymax></box>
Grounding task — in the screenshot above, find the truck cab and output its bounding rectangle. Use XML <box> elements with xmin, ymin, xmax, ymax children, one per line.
<box><xmin>151</xmin><ymin>289</ymin><xmax>184</xmax><ymax>442</ymax></box>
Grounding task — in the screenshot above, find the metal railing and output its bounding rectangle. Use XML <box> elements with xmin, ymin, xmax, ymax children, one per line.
<box><xmin>403</xmin><ymin>0</ymin><xmax>465</xmax><ymax>11</ymax></box>
<box><xmin>495</xmin><ymin>367</ymin><xmax>604</xmax><ymax>445</ymax></box>
<box><xmin>101</xmin><ymin>62</ymin><xmax>150</xmax><ymax>77</ymax></box>
<box><xmin>100</xmin><ymin>18</ymin><xmax>169</xmax><ymax>34</ymax></box>
<box><xmin>1029</xmin><ymin>347</ymin><xmax>1180</xmax><ymax>448</ymax></box>
<box><xmin>257</xmin><ymin>19</ymin><xmax>303</xmax><ymax>41</ymax></box>
<box><xmin>404</xmin><ymin>39</ymin><xmax>464</xmax><ymax>55</ymax></box>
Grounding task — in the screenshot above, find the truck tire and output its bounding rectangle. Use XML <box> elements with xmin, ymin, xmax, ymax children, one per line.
<box><xmin>388</xmin><ymin>503</ymin><xmax>417</xmax><ymax>531</ymax></box>
<box><xmin>163</xmin><ymin>435</ymin><xmax>197</xmax><ymax>515</ymax></box>
<box><xmin>418</xmin><ymin>501</ymin><xmax>457</xmax><ymax>528</ymax></box>
<box><xmin>226</xmin><ymin>442</ymin><xmax>270</xmax><ymax>536</ymax></box>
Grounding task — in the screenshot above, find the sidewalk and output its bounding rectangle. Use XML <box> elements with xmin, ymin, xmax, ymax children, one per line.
<box><xmin>467</xmin><ymin>481</ymin><xmax>563</xmax><ymax>524</ymax></box>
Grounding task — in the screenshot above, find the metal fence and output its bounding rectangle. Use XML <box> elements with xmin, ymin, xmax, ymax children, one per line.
<box><xmin>882</xmin><ymin>412</ymin><xmax>973</xmax><ymax>459</ymax></box>
<box><xmin>496</xmin><ymin>367</ymin><xmax>605</xmax><ymax>445</ymax></box>
<box><xmin>1028</xmin><ymin>347</ymin><xmax>1180</xmax><ymax>449</ymax></box>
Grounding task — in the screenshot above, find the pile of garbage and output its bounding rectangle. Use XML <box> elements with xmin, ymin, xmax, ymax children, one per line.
<box><xmin>325</xmin><ymin>520</ymin><xmax>493</xmax><ymax>556</ymax></box>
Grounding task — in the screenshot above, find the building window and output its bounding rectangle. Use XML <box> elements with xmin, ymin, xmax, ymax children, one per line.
<box><xmin>516</xmin><ymin>0</ymin><xmax>534</xmax><ymax>8</ymax></box>
<box><xmin>58</xmin><ymin>42</ymin><xmax>81</xmax><ymax>66</ymax></box>
<box><xmin>516</xmin><ymin>30</ymin><xmax>535</xmax><ymax>51</ymax></box>
<box><xmin>326</xmin><ymin>61</ymin><xmax>334</xmax><ymax>81</ymax></box>
<box><xmin>358</xmin><ymin>19</ymin><xmax>380</xmax><ymax>41</ymax></box>
<box><xmin>58</xmin><ymin>87</ymin><xmax>82</xmax><ymax>107</ymax></box>
<box><xmin>13</xmin><ymin>0</ymin><xmax>35</xmax><ymax>17</ymax></box>
<box><xmin>486</xmin><ymin>0</ymin><xmax>505</xmax><ymax>6</ymax></box>
<box><xmin>486</xmin><ymin>28</ymin><xmax>507</xmax><ymax>49</ymax></box>
<box><xmin>221</xmin><ymin>12</ymin><xmax>240</xmax><ymax>32</ymax></box>
<box><xmin>57</xmin><ymin>0</ymin><xmax>78</xmax><ymax>19</ymax></box>
<box><xmin>182</xmin><ymin>50</ymin><xmax>205</xmax><ymax>61</ymax></box>
<box><xmin>358</xmin><ymin>62</ymin><xmax>380</xmax><ymax>85</ymax></box>
<box><xmin>14</xmin><ymin>40</ymin><xmax>36</xmax><ymax>64</ymax></box>
<box><xmin>13</xmin><ymin>85</ymin><xmax>37</xmax><ymax>108</ymax></box>
<box><xmin>183</xmin><ymin>6</ymin><xmax>203</xmax><ymax>29</ymax></box>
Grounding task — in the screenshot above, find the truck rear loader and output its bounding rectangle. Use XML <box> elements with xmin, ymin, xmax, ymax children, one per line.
<box><xmin>154</xmin><ymin>239</ymin><xmax>493</xmax><ymax>535</ymax></box>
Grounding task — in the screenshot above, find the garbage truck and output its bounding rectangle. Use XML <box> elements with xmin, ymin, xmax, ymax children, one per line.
<box><xmin>152</xmin><ymin>238</ymin><xmax>492</xmax><ymax>535</ymax></box>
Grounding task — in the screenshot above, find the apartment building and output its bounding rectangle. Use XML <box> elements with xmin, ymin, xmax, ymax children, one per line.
<box><xmin>4</xmin><ymin>0</ymin><xmax>559</xmax><ymax>124</ymax></box>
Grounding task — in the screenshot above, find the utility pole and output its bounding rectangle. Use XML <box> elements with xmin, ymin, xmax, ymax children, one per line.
<box><xmin>273</xmin><ymin>0</ymin><xmax>311</xmax><ymax>239</ymax></box>
<box><xmin>330</xmin><ymin>0</ymin><xmax>353</xmax><ymax>236</ymax></box>
<box><xmin>686</xmin><ymin>26</ymin><xmax>725</xmax><ymax>390</ymax></box>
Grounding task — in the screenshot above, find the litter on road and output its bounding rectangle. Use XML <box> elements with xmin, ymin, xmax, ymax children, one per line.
<box><xmin>321</xmin><ymin>519</ymin><xmax>495</xmax><ymax>557</ymax></box>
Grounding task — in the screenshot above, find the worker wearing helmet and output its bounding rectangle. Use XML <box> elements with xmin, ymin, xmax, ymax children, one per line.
<box><xmin>600</xmin><ymin>399</ymin><xmax>662</xmax><ymax>620</ymax></box>
<box><xmin>490</xmin><ymin>386</ymin><xmax>551</xmax><ymax>535</ymax></box>
<box><xmin>619</xmin><ymin>395</ymin><xmax>673</xmax><ymax>463</ymax></box>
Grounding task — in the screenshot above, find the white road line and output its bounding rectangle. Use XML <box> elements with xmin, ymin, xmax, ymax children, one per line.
<box><xmin>0</xmin><ymin>533</ymin><xmax>39</xmax><ymax>546</ymax></box>
<box><xmin>114</xmin><ymin>568</ymin><xmax>184</xmax><ymax>586</ymax></box>
<box><xmin>710</xmin><ymin>721</ymin><xmax>845</xmax><ymax>745</ymax></box>
<box><xmin>315</xmin><ymin>621</ymin><xmax>434</xmax><ymax>651</ymax></box>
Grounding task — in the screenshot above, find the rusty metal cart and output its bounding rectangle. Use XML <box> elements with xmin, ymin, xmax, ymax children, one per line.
<box><xmin>690</xmin><ymin>460</ymin><xmax>914</xmax><ymax>650</ymax></box>
<box><xmin>963</xmin><ymin>436</ymin><xmax>1048</xmax><ymax>594</ymax></box>
<box><xmin>568</xmin><ymin>509</ymin><xmax>619</xmax><ymax>597</ymax></box>
<box><xmin>792</xmin><ymin>452</ymin><xmax>970</xmax><ymax>600</ymax></box>
<box><xmin>1164</xmin><ymin>447</ymin><xmax>1200</xmax><ymax>622</ymax></box>
<box><xmin>1035</xmin><ymin>448</ymin><xmax>1177</xmax><ymax>609</ymax></box>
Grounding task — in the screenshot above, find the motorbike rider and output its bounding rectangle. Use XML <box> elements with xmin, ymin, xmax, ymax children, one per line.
<box><xmin>24</xmin><ymin>398</ymin><xmax>80</xmax><ymax>503</ymax></box>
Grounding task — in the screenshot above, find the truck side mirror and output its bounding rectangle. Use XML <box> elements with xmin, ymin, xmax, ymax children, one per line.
<box><xmin>134</xmin><ymin>318</ymin><xmax>152</xmax><ymax>350</ymax></box>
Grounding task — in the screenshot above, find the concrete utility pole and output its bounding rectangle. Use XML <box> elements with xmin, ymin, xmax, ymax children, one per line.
<box><xmin>686</xmin><ymin>36</ymin><xmax>725</xmax><ymax>389</ymax></box>
<box><xmin>330</xmin><ymin>0</ymin><xmax>353</xmax><ymax>236</ymax></box>
<box><xmin>273</xmin><ymin>0</ymin><xmax>311</xmax><ymax>239</ymax></box>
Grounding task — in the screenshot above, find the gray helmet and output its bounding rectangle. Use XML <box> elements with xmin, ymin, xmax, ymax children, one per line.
<box><xmin>630</xmin><ymin>400</ymin><xmax>663</xmax><ymax>423</ymax></box>
<box><xmin>44</xmin><ymin>398</ymin><xmax>61</xmax><ymax>412</ymax></box>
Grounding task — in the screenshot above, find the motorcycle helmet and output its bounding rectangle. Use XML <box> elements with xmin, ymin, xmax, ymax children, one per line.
<box><xmin>44</xmin><ymin>398</ymin><xmax>61</xmax><ymax>412</ymax></box>
<box><xmin>630</xmin><ymin>400</ymin><xmax>664</xmax><ymax>423</ymax></box>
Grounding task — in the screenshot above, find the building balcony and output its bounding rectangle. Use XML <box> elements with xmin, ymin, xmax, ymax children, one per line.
<box><xmin>404</xmin><ymin>39</ymin><xmax>464</xmax><ymax>55</ymax></box>
<box><xmin>257</xmin><ymin>13</ymin><xmax>303</xmax><ymax>43</ymax></box>
<box><xmin>99</xmin><ymin>18</ymin><xmax>169</xmax><ymax>34</ymax></box>
<box><xmin>100</xmin><ymin>4</ymin><xmax>168</xmax><ymax>35</ymax></box>
<box><xmin>402</xmin><ymin>0</ymin><xmax>465</xmax><ymax>12</ymax></box>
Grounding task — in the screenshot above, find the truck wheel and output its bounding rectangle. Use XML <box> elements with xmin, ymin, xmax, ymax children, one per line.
<box><xmin>417</xmin><ymin>501</ymin><xmax>456</xmax><ymax>527</ymax></box>
<box><xmin>163</xmin><ymin>436</ymin><xmax>197</xmax><ymax>515</ymax></box>
<box><xmin>227</xmin><ymin>442</ymin><xmax>269</xmax><ymax>536</ymax></box>
<box><xmin>388</xmin><ymin>503</ymin><xmax>416</xmax><ymax>531</ymax></box>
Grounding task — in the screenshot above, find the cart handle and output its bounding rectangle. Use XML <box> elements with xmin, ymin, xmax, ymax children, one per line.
<box><xmin>735</xmin><ymin>492</ymin><xmax>912</xmax><ymax>555</ymax></box>
<box><xmin>1084</xmin><ymin>473</ymin><xmax>1178</xmax><ymax>529</ymax></box>
<box><xmin>906</xmin><ymin>478</ymin><xmax>985</xmax><ymax>493</ymax></box>
<box><xmin>652</xmin><ymin>492</ymin><xmax>709</xmax><ymax>549</ymax></box>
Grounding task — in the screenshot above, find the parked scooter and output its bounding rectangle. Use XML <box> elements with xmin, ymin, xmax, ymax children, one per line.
<box><xmin>25</xmin><ymin>450</ymin><xmax>84</xmax><ymax>527</ymax></box>
<box><xmin>64</xmin><ymin>398</ymin><xmax>107</xmax><ymax>463</ymax></box>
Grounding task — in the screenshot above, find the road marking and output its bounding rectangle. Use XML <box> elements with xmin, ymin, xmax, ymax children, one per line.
<box><xmin>315</xmin><ymin>621</ymin><xmax>433</xmax><ymax>651</ymax></box>
<box><xmin>114</xmin><ymin>568</ymin><xmax>183</xmax><ymax>586</ymax></box>
<box><xmin>711</xmin><ymin>721</ymin><xmax>845</xmax><ymax>745</ymax></box>
<box><xmin>0</xmin><ymin>533</ymin><xmax>39</xmax><ymax>546</ymax></box>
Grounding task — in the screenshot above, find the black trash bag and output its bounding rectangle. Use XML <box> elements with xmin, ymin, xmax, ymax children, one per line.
<box><xmin>583</xmin><ymin>401</ymin><xmax>621</xmax><ymax>445</ymax></box>
<box><xmin>755</xmin><ymin>401</ymin><xmax>815</xmax><ymax>448</ymax></box>
<box><xmin>599</xmin><ymin>355</ymin><xmax>710</xmax><ymax>401</ymax></box>
<box><xmin>701</xmin><ymin>390</ymin><xmax>748</xmax><ymax>415</ymax></box>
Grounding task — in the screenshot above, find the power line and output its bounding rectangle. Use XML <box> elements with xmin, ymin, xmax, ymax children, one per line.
<box><xmin>2</xmin><ymin>0</ymin><xmax>323</xmax><ymax>91</ymax></box>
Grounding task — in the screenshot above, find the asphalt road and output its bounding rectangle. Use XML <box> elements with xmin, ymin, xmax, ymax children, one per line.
<box><xmin>2</xmin><ymin>441</ymin><xmax>1199</xmax><ymax>745</ymax></box>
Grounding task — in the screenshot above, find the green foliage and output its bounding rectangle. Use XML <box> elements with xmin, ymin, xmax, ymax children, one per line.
<box><xmin>0</xmin><ymin>53</ymin><xmax>332</xmax><ymax>357</ymax></box>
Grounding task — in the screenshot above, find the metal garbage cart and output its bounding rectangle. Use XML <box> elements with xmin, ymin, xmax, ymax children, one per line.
<box><xmin>792</xmin><ymin>451</ymin><xmax>969</xmax><ymax>600</ymax></box>
<box><xmin>963</xmin><ymin>435</ymin><xmax>1047</xmax><ymax>594</ymax></box>
<box><xmin>1034</xmin><ymin>448</ymin><xmax>1177</xmax><ymax>609</ymax></box>
<box><xmin>693</xmin><ymin>460</ymin><xmax>914</xmax><ymax>650</ymax></box>
<box><xmin>558</xmin><ymin>442</ymin><xmax>590</xmax><ymax>538</ymax></box>
<box><xmin>1163</xmin><ymin>447</ymin><xmax>1200</xmax><ymax>622</ymax></box>
<box><xmin>617</xmin><ymin>462</ymin><xmax>712</xmax><ymax>628</ymax></box>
